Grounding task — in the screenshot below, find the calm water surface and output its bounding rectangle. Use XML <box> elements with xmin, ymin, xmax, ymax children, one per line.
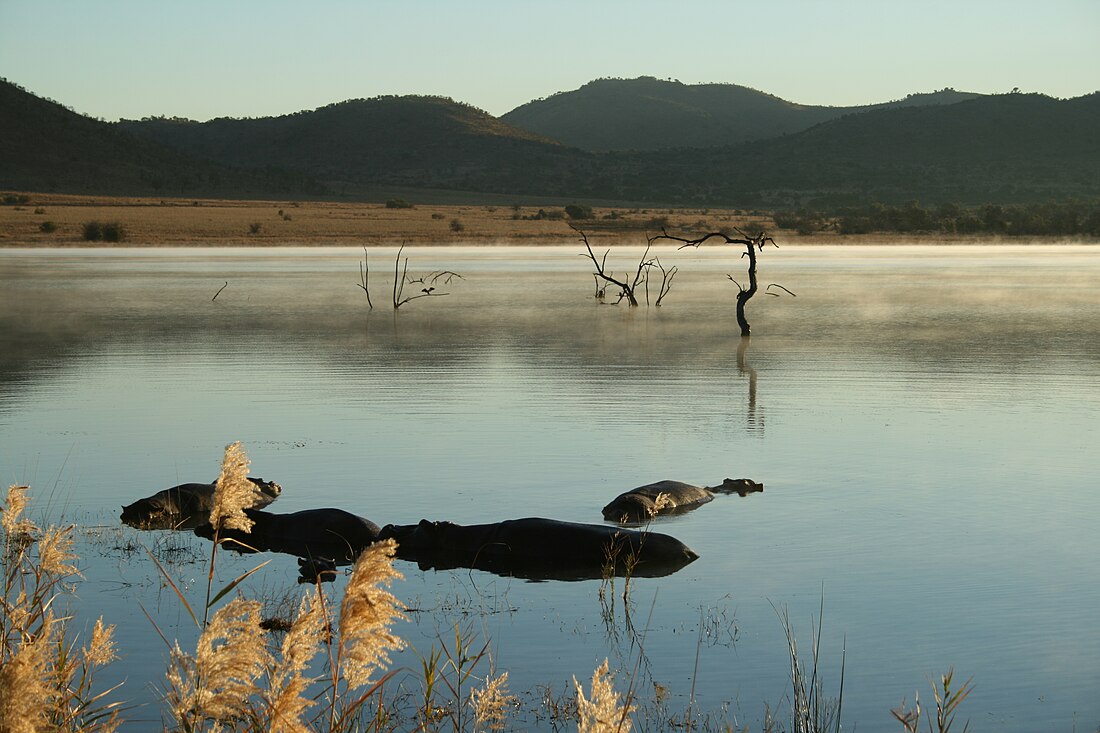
<box><xmin>2</xmin><ymin>244</ymin><xmax>1099</xmax><ymax>731</ymax></box>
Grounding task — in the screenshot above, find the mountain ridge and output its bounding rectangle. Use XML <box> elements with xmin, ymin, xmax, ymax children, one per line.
<box><xmin>500</xmin><ymin>76</ymin><xmax>984</xmax><ymax>151</ymax></box>
<box><xmin>3</xmin><ymin>76</ymin><xmax>1098</xmax><ymax>208</ymax></box>
<box><xmin>0</xmin><ymin>78</ymin><xmax>324</xmax><ymax>198</ymax></box>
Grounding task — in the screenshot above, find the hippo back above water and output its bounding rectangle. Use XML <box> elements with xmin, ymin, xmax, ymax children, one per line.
<box><xmin>195</xmin><ymin>507</ymin><xmax>381</xmax><ymax>564</ymax></box>
<box><xmin>379</xmin><ymin>517</ymin><xmax>699</xmax><ymax>581</ymax></box>
<box><xmin>602</xmin><ymin>478</ymin><xmax>763</xmax><ymax>524</ymax></box>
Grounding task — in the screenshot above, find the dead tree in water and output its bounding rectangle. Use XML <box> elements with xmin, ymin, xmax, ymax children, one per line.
<box><xmin>392</xmin><ymin>243</ymin><xmax>463</xmax><ymax>309</ymax></box>
<box><xmin>356</xmin><ymin>247</ymin><xmax>374</xmax><ymax>308</ymax></box>
<box><xmin>656</xmin><ymin>228</ymin><xmax>789</xmax><ymax>336</ymax></box>
<box><xmin>575</xmin><ymin>226</ymin><xmax>677</xmax><ymax>306</ymax></box>
<box><xmin>357</xmin><ymin>243</ymin><xmax>463</xmax><ymax>309</ymax></box>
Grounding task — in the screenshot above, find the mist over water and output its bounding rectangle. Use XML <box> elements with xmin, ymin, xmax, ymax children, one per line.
<box><xmin>2</xmin><ymin>245</ymin><xmax>1099</xmax><ymax>731</ymax></box>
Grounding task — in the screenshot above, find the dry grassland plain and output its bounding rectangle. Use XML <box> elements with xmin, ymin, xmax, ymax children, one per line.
<box><xmin>0</xmin><ymin>192</ymin><xmax>1038</xmax><ymax>247</ymax></box>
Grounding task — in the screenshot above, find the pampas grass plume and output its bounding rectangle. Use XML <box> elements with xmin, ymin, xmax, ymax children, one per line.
<box><xmin>470</xmin><ymin>671</ymin><xmax>516</xmax><ymax>732</ymax></box>
<box><xmin>37</xmin><ymin>525</ymin><xmax>79</xmax><ymax>577</ymax></box>
<box><xmin>337</xmin><ymin>538</ymin><xmax>406</xmax><ymax>689</ymax></box>
<box><xmin>211</xmin><ymin>441</ymin><xmax>259</xmax><ymax>533</ymax></box>
<box><xmin>265</xmin><ymin>595</ymin><xmax>324</xmax><ymax>733</ymax></box>
<box><xmin>167</xmin><ymin>597</ymin><xmax>269</xmax><ymax>724</ymax></box>
<box><xmin>574</xmin><ymin>658</ymin><xmax>634</xmax><ymax>733</ymax></box>
<box><xmin>2</xmin><ymin>484</ymin><xmax>38</xmax><ymax>542</ymax></box>
<box><xmin>0</xmin><ymin>613</ymin><xmax>57</xmax><ymax>733</ymax></box>
<box><xmin>83</xmin><ymin>617</ymin><xmax>118</xmax><ymax>669</ymax></box>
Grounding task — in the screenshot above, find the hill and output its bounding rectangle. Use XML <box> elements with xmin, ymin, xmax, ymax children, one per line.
<box><xmin>622</xmin><ymin>92</ymin><xmax>1100</xmax><ymax>206</ymax></box>
<box><xmin>118</xmin><ymin>96</ymin><xmax>589</xmax><ymax>195</ymax></box>
<box><xmin>5</xmin><ymin>78</ymin><xmax>1098</xmax><ymax>209</ymax></box>
<box><xmin>0</xmin><ymin>79</ymin><xmax>322</xmax><ymax>197</ymax></box>
<box><xmin>500</xmin><ymin>76</ymin><xmax>982</xmax><ymax>151</ymax></box>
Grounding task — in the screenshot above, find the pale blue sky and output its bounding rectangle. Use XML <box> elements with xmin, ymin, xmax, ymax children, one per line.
<box><xmin>1</xmin><ymin>0</ymin><xmax>1097</xmax><ymax>122</ymax></box>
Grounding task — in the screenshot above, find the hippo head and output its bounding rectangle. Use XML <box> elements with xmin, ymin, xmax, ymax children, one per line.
<box><xmin>120</xmin><ymin>496</ymin><xmax>180</xmax><ymax>529</ymax></box>
<box><xmin>211</xmin><ymin>477</ymin><xmax>282</xmax><ymax>508</ymax></box>
<box><xmin>243</xmin><ymin>477</ymin><xmax>282</xmax><ymax>507</ymax></box>
<box><xmin>602</xmin><ymin>495</ymin><xmax>658</xmax><ymax>524</ymax></box>
<box><xmin>717</xmin><ymin>478</ymin><xmax>764</xmax><ymax>496</ymax></box>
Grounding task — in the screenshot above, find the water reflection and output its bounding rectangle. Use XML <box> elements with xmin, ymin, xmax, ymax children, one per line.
<box><xmin>176</xmin><ymin>512</ymin><xmax>701</xmax><ymax>583</ymax></box>
<box><xmin>3</xmin><ymin>246</ymin><xmax>1100</xmax><ymax>732</ymax></box>
<box><xmin>737</xmin><ymin>336</ymin><xmax>762</xmax><ymax>432</ymax></box>
<box><xmin>381</xmin><ymin>517</ymin><xmax>699</xmax><ymax>582</ymax></box>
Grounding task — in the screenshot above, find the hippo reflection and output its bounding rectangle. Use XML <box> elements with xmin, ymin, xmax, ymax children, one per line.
<box><xmin>194</xmin><ymin>508</ymin><xmax>381</xmax><ymax>565</ymax></box>
<box><xmin>120</xmin><ymin>477</ymin><xmax>281</xmax><ymax>530</ymax></box>
<box><xmin>602</xmin><ymin>478</ymin><xmax>763</xmax><ymax>524</ymax></box>
<box><xmin>379</xmin><ymin>517</ymin><xmax>699</xmax><ymax>581</ymax></box>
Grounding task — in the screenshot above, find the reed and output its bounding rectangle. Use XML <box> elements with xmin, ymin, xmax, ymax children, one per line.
<box><xmin>1</xmin><ymin>485</ymin><xmax>124</xmax><ymax>732</ymax></box>
<box><xmin>574</xmin><ymin>658</ymin><xmax>635</xmax><ymax>733</ymax></box>
<box><xmin>4</xmin><ymin>469</ymin><xmax>980</xmax><ymax>732</ymax></box>
<box><xmin>774</xmin><ymin>599</ymin><xmax>845</xmax><ymax>733</ymax></box>
<box><xmin>891</xmin><ymin>668</ymin><xmax>974</xmax><ymax>733</ymax></box>
<box><xmin>469</xmin><ymin>671</ymin><xmax>516</xmax><ymax>732</ymax></box>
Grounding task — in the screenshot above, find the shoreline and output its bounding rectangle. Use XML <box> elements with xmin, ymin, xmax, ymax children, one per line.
<box><xmin>2</xmin><ymin>192</ymin><xmax>1095</xmax><ymax>247</ymax></box>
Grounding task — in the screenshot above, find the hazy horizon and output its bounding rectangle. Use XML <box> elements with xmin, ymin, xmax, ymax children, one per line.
<box><xmin>2</xmin><ymin>0</ymin><xmax>1097</xmax><ymax>123</ymax></box>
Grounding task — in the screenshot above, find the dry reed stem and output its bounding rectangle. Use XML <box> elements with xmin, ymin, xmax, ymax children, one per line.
<box><xmin>265</xmin><ymin>594</ymin><xmax>324</xmax><ymax>733</ymax></box>
<box><xmin>82</xmin><ymin>617</ymin><xmax>118</xmax><ymax>669</ymax></box>
<box><xmin>0</xmin><ymin>612</ymin><xmax>57</xmax><ymax>733</ymax></box>
<box><xmin>211</xmin><ymin>441</ymin><xmax>260</xmax><ymax>533</ymax></box>
<box><xmin>337</xmin><ymin>538</ymin><xmax>406</xmax><ymax>689</ymax></box>
<box><xmin>2</xmin><ymin>485</ymin><xmax>37</xmax><ymax>544</ymax></box>
<box><xmin>37</xmin><ymin>525</ymin><xmax>79</xmax><ymax>578</ymax></box>
<box><xmin>469</xmin><ymin>671</ymin><xmax>517</xmax><ymax>732</ymax></box>
<box><xmin>166</xmin><ymin>597</ymin><xmax>269</xmax><ymax>725</ymax></box>
<box><xmin>574</xmin><ymin>658</ymin><xmax>634</xmax><ymax>733</ymax></box>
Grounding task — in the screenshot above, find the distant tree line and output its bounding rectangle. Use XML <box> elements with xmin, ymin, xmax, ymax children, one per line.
<box><xmin>774</xmin><ymin>200</ymin><xmax>1100</xmax><ymax>237</ymax></box>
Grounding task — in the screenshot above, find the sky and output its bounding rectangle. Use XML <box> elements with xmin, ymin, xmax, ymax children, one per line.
<box><xmin>1</xmin><ymin>0</ymin><xmax>1097</xmax><ymax>122</ymax></box>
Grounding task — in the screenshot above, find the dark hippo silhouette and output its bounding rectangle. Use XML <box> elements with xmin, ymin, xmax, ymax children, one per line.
<box><xmin>379</xmin><ymin>517</ymin><xmax>699</xmax><ymax>581</ymax></box>
<box><xmin>602</xmin><ymin>478</ymin><xmax>763</xmax><ymax>524</ymax></box>
<box><xmin>120</xmin><ymin>477</ymin><xmax>281</xmax><ymax>530</ymax></box>
<box><xmin>194</xmin><ymin>508</ymin><xmax>381</xmax><ymax>566</ymax></box>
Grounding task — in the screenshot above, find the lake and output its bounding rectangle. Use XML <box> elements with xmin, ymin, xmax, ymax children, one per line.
<box><xmin>2</xmin><ymin>244</ymin><xmax>1099</xmax><ymax>731</ymax></box>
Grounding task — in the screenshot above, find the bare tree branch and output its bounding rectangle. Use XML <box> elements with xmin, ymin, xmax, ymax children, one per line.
<box><xmin>575</xmin><ymin>226</ymin><xmax>643</xmax><ymax>306</ymax></box>
<box><xmin>766</xmin><ymin>283</ymin><xmax>797</xmax><ymax>297</ymax></box>
<box><xmin>392</xmin><ymin>242</ymin><xmax>463</xmax><ymax>309</ymax></box>
<box><xmin>575</xmin><ymin>226</ymin><xmax>676</xmax><ymax>307</ymax></box>
<box><xmin>654</xmin><ymin>228</ymin><xmax>778</xmax><ymax>336</ymax></box>
<box><xmin>357</xmin><ymin>247</ymin><xmax>373</xmax><ymax>309</ymax></box>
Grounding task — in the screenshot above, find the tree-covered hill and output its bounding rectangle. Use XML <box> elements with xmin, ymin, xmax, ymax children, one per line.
<box><xmin>4</xmin><ymin>77</ymin><xmax>1098</xmax><ymax>209</ymax></box>
<box><xmin>118</xmin><ymin>96</ymin><xmax>586</xmax><ymax>193</ymax></box>
<box><xmin>0</xmin><ymin>78</ymin><xmax>322</xmax><ymax>197</ymax></box>
<box><xmin>500</xmin><ymin>76</ymin><xmax>982</xmax><ymax>151</ymax></box>
<box><xmin>608</xmin><ymin>92</ymin><xmax>1100</xmax><ymax>206</ymax></box>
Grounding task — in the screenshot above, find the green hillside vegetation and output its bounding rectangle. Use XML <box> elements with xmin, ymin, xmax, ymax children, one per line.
<box><xmin>500</xmin><ymin>76</ymin><xmax>982</xmax><ymax>151</ymax></box>
<box><xmin>0</xmin><ymin>79</ymin><xmax>322</xmax><ymax>197</ymax></box>
<box><xmin>776</xmin><ymin>200</ymin><xmax>1100</xmax><ymax>236</ymax></box>
<box><xmin>4</xmin><ymin>77</ymin><xmax>1098</xmax><ymax>219</ymax></box>
<box><xmin>119</xmin><ymin>96</ymin><xmax>585</xmax><ymax>195</ymax></box>
<box><xmin>612</xmin><ymin>92</ymin><xmax>1100</xmax><ymax>207</ymax></box>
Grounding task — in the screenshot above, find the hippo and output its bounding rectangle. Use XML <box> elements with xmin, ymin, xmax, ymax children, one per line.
<box><xmin>602</xmin><ymin>478</ymin><xmax>763</xmax><ymax>524</ymax></box>
<box><xmin>194</xmin><ymin>508</ymin><xmax>381</xmax><ymax>565</ymax></box>
<box><xmin>120</xmin><ymin>477</ymin><xmax>281</xmax><ymax>530</ymax></box>
<box><xmin>379</xmin><ymin>517</ymin><xmax>699</xmax><ymax>581</ymax></box>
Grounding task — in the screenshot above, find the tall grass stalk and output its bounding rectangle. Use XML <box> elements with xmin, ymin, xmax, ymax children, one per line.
<box><xmin>202</xmin><ymin>441</ymin><xmax>265</xmax><ymax>625</ymax></box>
<box><xmin>773</xmin><ymin>598</ymin><xmax>845</xmax><ymax>733</ymax></box>
<box><xmin>574</xmin><ymin>658</ymin><xmax>636</xmax><ymax>732</ymax></box>
<box><xmin>1</xmin><ymin>485</ymin><xmax>124</xmax><ymax>732</ymax></box>
<box><xmin>891</xmin><ymin>668</ymin><xmax>973</xmax><ymax>733</ymax></box>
